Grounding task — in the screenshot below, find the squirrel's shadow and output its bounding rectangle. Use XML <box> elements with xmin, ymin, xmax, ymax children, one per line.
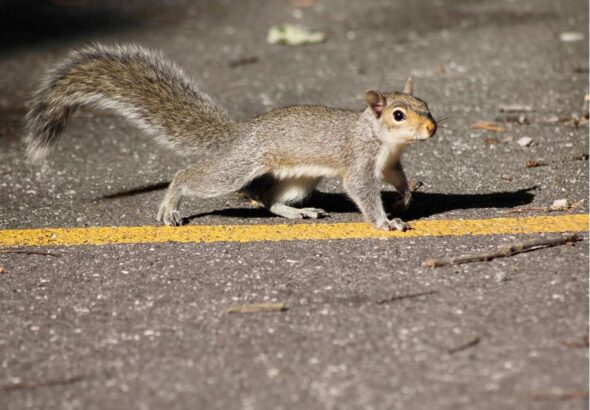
<box><xmin>100</xmin><ymin>181</ymin><xmax>171</xmax><ymax>199</ymax></box>
<box><xmin>185</xmin><ymin>187</ymin><xmax>537</xmax><ymax>222</ymax></box>
<box><xmin>98</xmin><ymin>182</ymin><xmax>536</xmax><ymax>221</ymax></box>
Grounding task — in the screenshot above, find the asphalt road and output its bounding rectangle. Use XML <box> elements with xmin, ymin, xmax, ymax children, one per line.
<box><xmin>0</xmin><ymin>0</ymin><xmax>588</xmax><ymax>409</ymax></box>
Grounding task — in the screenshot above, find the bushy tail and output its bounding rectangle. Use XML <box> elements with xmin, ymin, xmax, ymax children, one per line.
<box><xmin>25</xmin><ymin>84</ymin><xmax>74</xmax><ymax>162</ymax></box>
<box><xmin>25</xmin><ymin>43</ymin><xmax>234</xmax><ymax>162</ymax></box>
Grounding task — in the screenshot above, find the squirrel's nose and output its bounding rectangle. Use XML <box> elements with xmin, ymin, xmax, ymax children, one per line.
<box><xmin>426</xmin><ymin>121</ymin><xmax>437</xmax><ymax>136</ymax></box>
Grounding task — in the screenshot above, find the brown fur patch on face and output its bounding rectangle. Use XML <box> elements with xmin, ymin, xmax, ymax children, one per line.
<box><xmin>380</xmin><ymin>92</ymin><xmax>432</xmax><ymax>130</ymax></box>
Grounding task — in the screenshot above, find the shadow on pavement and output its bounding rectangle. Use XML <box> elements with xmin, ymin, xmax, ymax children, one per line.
<box><xmin>310</xmin><ymin>187</ymin><xmax>537</xmax><ymax>220</ymax></box>
<box><xmin>97</xmin><ymin>179</ymin><xmax>536</xmax><ymax>222</ymax></box>
<box><xmin>100</xmin><ymin>181</ymin><xmax>171</xmax><ymax>199</ymax></box>
<box><xmin>181</xmin><ymin>186</ymin><xmax>537</xmax><ymax>222</ymax></box>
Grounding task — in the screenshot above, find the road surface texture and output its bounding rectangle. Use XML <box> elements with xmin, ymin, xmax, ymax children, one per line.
<box><xmin>0</xmin><ymin>0</ymin><xmax>588</xmax><ymax>409</ymax></box>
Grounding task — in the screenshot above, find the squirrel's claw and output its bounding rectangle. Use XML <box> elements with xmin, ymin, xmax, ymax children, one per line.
<box><xmin>157</xmin><ymin>207</ymin><xmax>182</xmax><ymax>226</ymax></box>
<box><xmin>388</xmin><ymin>218</ymin><xmax>409</xmax><ymax>232</ymax></box>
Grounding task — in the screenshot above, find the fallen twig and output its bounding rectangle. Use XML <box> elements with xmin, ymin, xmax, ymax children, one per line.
<box><xmin>422</xmin><ymin>234</ymin><xmax>581</xmax><ymax>268</ymax></box>
<box><xmin>561</xmin><ymin>335</ymin><xmax>589</xmax><ymax>348</ymax></box>
<box><xmin>0</xmin><ymin>375</ymin><xmax>86</xmax><ymax>393</ymax></box>
<box><xmin>376</xmin><ymin>290</ymin><xmax>437</xmax><ymax>305</ymax></box>
<box><xmin>506</xmin><ymin>206</ymin><xmax>549</xmax><ymax>213</ymax></box>
<box><xmin>228</xmin><ymin>56</ymin><xmax>259</xmax><ymax>68</ymax></box>
<box><xmin>512</xmin><ymin>206</ymin><xmax>567</xmax><ymax>213</ymax></box>
<box><xmin>506</xmin><ymin>199</ymin><xmax>585</xmax><ymax>214</ymax></box>
<box><xmin>448</xmin><ymin>336</ymin><xmax>480</xmax><ymax>354</ymax></box>
<box><xmin>498</xmin><ymin>104</ymin><xmax>533</xmax><ymax>113</ymax></box>
<box><xmin>524</xmin><ymin>159</ymin><xmax>547</xmax><ymax>168</ymax></box>
<box><xmin>0</xmin><ymin>250</ymin><xmax>60</xmax><ymax>257</ymax></box>
<box><xmin>528</xmin><ymin>389</ymin><xmax>589</xmax><ymax>401</ymax></box>
<box><xmin>539</xmin><ymin>114</ymin><xmax>588</xmax><ymax>127</ymax></box>
<box><xmin>227</xmin><ymin>302</ymin><xmax>287</xmax><ymax>314</ymax></box>
<box><xmin>470</xmin><ymin>121</ymin><xmax>507</xmax><ymax>132</ymax></box>
<box><xmin>409</xmin><ymin>180</ymin><xmax>424</xmax><ymax>192</ymax></box>
<box><xmin>495</xmin><ymin>113</ymin><xmax>529</xmax><ymax>124</ymax></box>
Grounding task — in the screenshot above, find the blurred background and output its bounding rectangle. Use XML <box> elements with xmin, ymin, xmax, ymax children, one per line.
<box><xmin>1</xmin><ymin>0</ymin><xmax>587</xmax><ymax>119</ymax></box>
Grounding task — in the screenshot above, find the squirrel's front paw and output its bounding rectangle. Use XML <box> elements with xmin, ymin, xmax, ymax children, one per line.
<box><xmin>388</xmin><ymin>218</ymin><xmax>409</xmax><ymax>231</ymax></box>
<box><xmin>156</xmin><ymin>207</ymin><xmax>182</xmax><ymax>226</ymax></box>
<box><xmin>375</xmin><ymin>218</ymin><xmax>408</xmax><ymax>232</ymax></box>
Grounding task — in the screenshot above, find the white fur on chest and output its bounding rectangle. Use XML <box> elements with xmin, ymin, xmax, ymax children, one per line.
<box><xmin>272</xmin><ymin>165</ymin><xmax>340</xmax><ymax>180</ymax></box>
<box><xmin>374</xmin><ymin>143</ymin><xmax>405</xmax><ymax>178</ymax></box>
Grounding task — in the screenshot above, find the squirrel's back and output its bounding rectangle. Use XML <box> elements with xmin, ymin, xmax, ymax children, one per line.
<box><xmin>25</xmin><ymin>44</ymin><xmax>234</xmax><ymax>161</ymax></box>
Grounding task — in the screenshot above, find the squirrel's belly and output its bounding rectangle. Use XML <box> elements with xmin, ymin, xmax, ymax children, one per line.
<box><xmin>272</xmin><ymin>165</ymin><xmax>340</xmax><ymax>180</ymax></box>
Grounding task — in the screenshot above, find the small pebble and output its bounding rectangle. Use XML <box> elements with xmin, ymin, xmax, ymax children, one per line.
<box><xmin>559</xmin><ymin>32</ymin><xmax>584</xmax><ymax>42</ymax></box>
<box><xmin>495</xmin><ymin>271</ymin><xmax>511</xmax><ymax>282</ymax></box>
<box><xmin>517</xmin><ymin>137</ymin><xmax>533</xmax><ymax>147</ymax></box>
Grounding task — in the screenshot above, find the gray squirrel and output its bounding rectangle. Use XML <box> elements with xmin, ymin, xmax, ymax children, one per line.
<box><xmin>25</xmin><ymin>44</ymin><xmax>437</xmax><ymax>231</ymax></box>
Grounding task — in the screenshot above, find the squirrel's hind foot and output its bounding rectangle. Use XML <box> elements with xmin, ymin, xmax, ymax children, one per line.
<box><xmin>269</xmin><ymin>204</ymin><xmax>329</xmax><ymax>219</ymax></box>
<box><xmin>156</xmin><ymin>206</ymin><xmax>183</xmax><ymax>226</ymax></box>
<box><xmin>299</xmin><ymin>207</ymin><xmax>330</xmax><ymax>219</ymax></box>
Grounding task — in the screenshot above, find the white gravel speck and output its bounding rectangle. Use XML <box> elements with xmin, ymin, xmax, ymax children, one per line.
<box><xmin>517</xmin><ymin>137</ymin><xmax>533</xmax><ymax>147</ymax></box>
<box><xmin>559</xmin><ymin>32</ymin><xmax>584</xmax><ymax>42</ymax></box>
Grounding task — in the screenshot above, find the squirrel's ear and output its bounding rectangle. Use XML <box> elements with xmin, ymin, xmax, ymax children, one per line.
<box><xmin>403</xmin><ymin>77</ymin><xmax>414</xmax><ymax>95</ymax></box>
<box><xmin>366</xmin><ymin>90</ymin><xmax>386</xmax><ymax>118</ymax></box>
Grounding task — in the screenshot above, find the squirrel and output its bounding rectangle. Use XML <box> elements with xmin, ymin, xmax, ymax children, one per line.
<box><xmin>24</xmin><ymin>44</ymin><xmax>437</xmax><ymax>231</ymax></box>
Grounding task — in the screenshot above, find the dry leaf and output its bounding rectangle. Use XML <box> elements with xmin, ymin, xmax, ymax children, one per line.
<box><xmin>550</xmin><ymin>199</ymin><xmax>569</xmax><ymax>210</ymax></box>
<box><xmin>267</xmin><ymin>24</ymin><xmax>325</xmax><ymax>46</ymax></box>
<box><xmin>525</xmin><ymin>160</ymin><xmax>545</xmax><ymax>168</ymax></box>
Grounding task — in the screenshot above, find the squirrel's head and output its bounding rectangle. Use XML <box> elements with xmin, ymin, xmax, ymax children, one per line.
<box><xmin>365</xmin><ymin>78</ymin><xmax>437</xmax><ymax>145</ymax></box>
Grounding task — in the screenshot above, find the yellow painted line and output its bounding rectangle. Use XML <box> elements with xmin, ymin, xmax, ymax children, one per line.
<box><xmin>0</xmin><ymin>214</ymin><xmax>587</xmax><ymax>247</ymax></box>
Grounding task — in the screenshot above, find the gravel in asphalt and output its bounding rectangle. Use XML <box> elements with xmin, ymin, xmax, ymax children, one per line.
<box><xmin>0</xmin><ymin>0</ymin><xmax>588</xmax><ymax>409</ymax></box>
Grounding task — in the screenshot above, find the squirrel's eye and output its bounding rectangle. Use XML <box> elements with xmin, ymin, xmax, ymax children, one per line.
<box><xmin>393</xmin><ymin>110</ymin><xmax>406</xmax><ymax>122</ymax></box>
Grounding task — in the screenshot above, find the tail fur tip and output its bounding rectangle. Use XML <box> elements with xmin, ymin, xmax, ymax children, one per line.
<box><xmin>25</xmin><ymin>140</ymin><xmax>50</xmax><ymax>164</ymax></box>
